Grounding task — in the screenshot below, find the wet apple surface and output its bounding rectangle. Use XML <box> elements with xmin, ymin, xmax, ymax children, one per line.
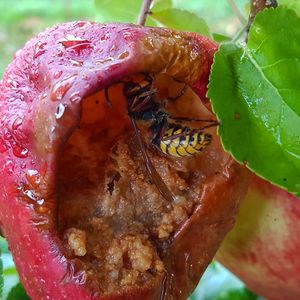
<box><xmin>0</xmin><ymin>22</ymin><xmax>249</xmax><ymax>300</ymax></box>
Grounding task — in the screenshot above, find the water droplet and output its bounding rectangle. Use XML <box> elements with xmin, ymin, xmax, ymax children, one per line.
<box><xmin>100</xmin><ymin>33</ymin><xmax>110</xmax><ymax>42</ymax></box>
<box><xmin>118</xmin><ymin>51</ymin><xmax>129</xmax><ymax>60</ymax></box>
<box><xmin>23</xmin><ymin>189</ymin><xmax>37</xmax><ymax>201</ymax></box>
<box><xmin>34</xmin><ymin>41</ymin><xmax>47</xmax><ymax>59</ymax></box>
<box><xmin>51</xmin><ymin>75</ymin><xmax>76</xmax><ymax>101</ymax></box>
<box><xmin>74</xmin><ymin>21</ymin><xmax>86</xmax><ymax>28</ymax></box>
<box><xmin>37</xmin><ymin>199</ymin><xmax>45</xmax><ymax>205</ymax></box>
<box><xmin>69</xmin><ymin>59</ymin><xmax>83</xmax><ymax>67</ymax></box>
<box><xmin>0</xmin><ymin>137</ymin><xmax>8</xmax><ymax>153</ymax></box>
<box><xmin>54</xmin><ymin>50</ymin><xmax>64</xmax><ymax>57</ymax></box>
<box><xmin>70</xmin><ymin>92</ymin><xmax>81</xmax><ymax>103</ymax></box>
<box><xmin>3</xmin><ymin>130</ymin><xmax>12</xmax><ymax>140</ymax></box>
<box><xmin>54</xmin><ymin>70</ymin><xmax>63</xmax><ymax>79</ymax></box>
<box><xmin>12</xmin><ymin>117</ymin><xmax>23</xmax><ymax>130</ymax></box>
<box><xmin>95</xmin><ymin>57</ymin><xmax>114</xmax><ymax>64</ymax></box>
<box><xmin>12</xmin><ymin>144</ymin><xmax>28</xmax><ymax>158</ymax></box>
<box><xmin>23</xmin><ymin>189</ymin><xmax>44</xmax><ymax>205</ymax></box>
<box><xmin>55</xmin><ymin>103</ymin><xmax>66</xmax><ymax>119</ymax></box>
<box><xmin>110</xmin><ymin>45</ymin><xmax>116</xmax><ymax>51</ymax></box>
<box><xmin>26</xmin><ymin>169</ymin><xmax>41</xmax><ymax>188</ymax></box>
<box><xmin>123</xmin><ymin>32</ymin><xmax>132</xmax><ymax>41</ymax></box>
<box><xmin>6</xmin><ymin>75</ymin><xmax>19</xmax><ymax>89</ymax></box>
<box><xmin>59</xmin><ymin>35</ymin><xmax>94</xmax><ymax>53</ymax></box>
<box><xmin>4</xmin><ymin>160</ymin><xmax>15</xmax><ymax>174</ymax></box>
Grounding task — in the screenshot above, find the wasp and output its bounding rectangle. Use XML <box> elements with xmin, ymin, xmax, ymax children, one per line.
<box><xmin>105</xmin><ymin>74</ymin><xmax>218</xmax><ymax>202</ymax></box>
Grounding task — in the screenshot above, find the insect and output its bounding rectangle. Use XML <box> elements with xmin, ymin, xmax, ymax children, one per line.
<box><xmin>123</xmin><ymin>74</ymin><xmax>217</xmax><ymax>157</ymax></box>
<box><xmin>105</xmin><ymin>74</ymin><xmax>218</xmax><ymax>202</ymax></box>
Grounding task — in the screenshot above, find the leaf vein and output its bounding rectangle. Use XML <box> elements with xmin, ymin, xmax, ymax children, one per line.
<box><xmin>246</xmin><ymin>49</ymin><xmax>300</xmax><ymax>118</ymax></box>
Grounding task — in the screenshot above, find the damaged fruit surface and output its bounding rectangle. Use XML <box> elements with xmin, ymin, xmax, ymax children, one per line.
<box><xmin>0</xmin><ymin>22</ymin><xmax>249</xmax><ymax>300</ymax></box>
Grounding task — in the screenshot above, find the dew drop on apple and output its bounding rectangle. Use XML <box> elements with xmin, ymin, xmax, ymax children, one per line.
<box><xmin>118</xmin><ymin>51</ymin><xmax>129</xmax><ymax>60</ymax></box>
<box><xmin>55</xmin><ymin>103</ymin><xmax>66</xmax><ymax>119</ymax></box>
<box><xmin>4</xmin><ymin>160</ymin><xmax>15</xmax><ymax>174</ymax></box>
<box><xmin>12</xmin><ymin>116</ymin><xmax>23</xmax><ymax>130</ymax></box>
<box><xmin>70</xmin><ymin>92</ymin><xmax>81</xmax><ymax>103</ymax></box>
<box><xmin>12</xmin><ymin>144</ymin><xmax>29</xmax><ymax>158</ymax></box>
<box><xmin>51</xmin><ymin>75</ymin><xmax>76</xmax><ymax>101</ymax></box>
<box><xmin>69</xmin><ymin>59</ymin><xmax>83</xmax><ymax>67</ymax></box>
<box><xmin>34</xmin><ymin>41</ymin><xmax>47</xmax><ymax>59</ymax></box>
<box><xmin>26</xmin><ymin>169</ymin><xmax>41</xmax><ymax>187</ymax></box>
<box><xmin>53</xmin><ymin>71</ymin><xmax>62</xmax><ymax>80</ymax></box>
<box><xmin>0</xmin><ymin>137</ymin><xmax>8</xmax><ymax>153</ymax></box>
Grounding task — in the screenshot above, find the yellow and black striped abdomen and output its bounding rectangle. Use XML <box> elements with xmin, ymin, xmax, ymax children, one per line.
<box><xmin>159</xmin><ymin>125</ymin><xmax>212</xmax><ymax>157</ymax></box>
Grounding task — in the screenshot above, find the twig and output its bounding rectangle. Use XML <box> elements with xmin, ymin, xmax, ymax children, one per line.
<box><xmin>137</xmin><ymin>0</ymin><xmax>153</xmax><ymax>26</ymax></box>
<box><xmin>245</xmin><ymin>0</ymin><xmax>278</xmax><ymax>41</ymax></box>
<box><xmin>227</xmin><ymin>0</ymin><xmax>247</xmax><ymax>24</ymax></box>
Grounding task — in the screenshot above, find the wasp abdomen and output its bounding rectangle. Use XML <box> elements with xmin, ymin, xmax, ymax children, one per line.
<box><xmin>158</xmin><ymin>125</ymin><xmax>212</xmax><ymax>157</ymax></box>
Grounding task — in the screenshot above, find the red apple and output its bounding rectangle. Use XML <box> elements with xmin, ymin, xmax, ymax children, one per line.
<box><xmin>0</xmin><ymin>21</ymin><xmax>250</xmax><ymax>300</ymax></box>
<box><xmin>217</xmin><ymin>174</ymin><xmax>300</xmax><ymax>300</ymax></box>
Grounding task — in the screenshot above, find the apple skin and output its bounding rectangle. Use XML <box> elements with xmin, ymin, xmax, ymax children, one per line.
<box><xmin>217</xmin><ymin>174</ymin><xmax>300</xmax><ymax>300</ymax></box>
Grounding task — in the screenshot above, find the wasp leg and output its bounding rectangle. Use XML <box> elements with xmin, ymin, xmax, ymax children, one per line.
<box><xmin>129</xmin><ymin>90</ymin><xmax>157</xmax><ymax>113</ymax></box>
<box><xmin>131</xmin><ymin>117</ymin><xmax>176</xmax><ymax>203</ymax></box>
<box><xmin>104</xmin><ymin>86</ymin><xmax>113</xmax><ymax>109</ymax></box>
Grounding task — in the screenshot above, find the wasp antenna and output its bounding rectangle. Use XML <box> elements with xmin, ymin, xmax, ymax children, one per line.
<box><xmin>168</xmin><ymin>116</ymin><xmax>219</xmax><ymax>124</ymax></box>
<box><xmin>198</xmin><ymin>122</ymin><xmax>220</xmax><ymax>130</ymax></box>
<box><xmin>104</xmin><ymin>86</ymin><xmax>113</xmax><ymax>109</ymax></box>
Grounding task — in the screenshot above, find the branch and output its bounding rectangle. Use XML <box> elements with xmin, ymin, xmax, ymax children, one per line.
<box><xmin>227</xmin><ymin>0</ymin><xmax>247</xmax><ymax>24</ymax></box>
<box><xmin>245</xmin><ymin>0</ymin><xmax>278</xmax><ymax>41</ymax></box>
<box><xmin>137</xmin><ymin>0</ymin><xmax>153</xmax><ymax>26</ymax></box>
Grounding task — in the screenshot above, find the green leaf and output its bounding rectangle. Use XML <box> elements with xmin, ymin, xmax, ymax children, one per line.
<box><xmin>208</xmin><ymin>7</ymin><xmax>300</xmax><ymax>196</ymax></box>
<box><xmin>94</xmin><ymin>0</ymin><xmax>142</xmax><ymax>23</ymax></box>
<box><xmin>1</xmin><ymin>244</ymin><xmax>20</xmax><ymax>300</ymax></box>
<box><xmin>7</xmin><ymin>283</ymin><xmax>30</xmax><ymax>300</ymax></box>
<box><xmin>151</xmin><ymin>8</ymin><xmax>210</xmax><ymax>36</ymax></box>
<box><xmin>212</xmin><ymin>33</ymin><xmax>231</xmax><ymax>43</ymax></box>
<box><xmin>152</xmin><ymin>0</ymin><xmax>173</xmax><ymax>12</ymax></box>
<box><xmin>215</xmin><ymin>287</ymin><xmax>260</xmax><ymax>300</ymax></box>
<box><xmin>279</xmin><ymin>0</ymin><xmax>300</xmax><ymax>14</ymax></box>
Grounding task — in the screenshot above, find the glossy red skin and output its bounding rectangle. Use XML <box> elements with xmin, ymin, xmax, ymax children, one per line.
<box><xmin>217</xmin><ymin>175</ymin><xmax>300</xmax><ymax>300</ymax></box>
<box><xmin>0</xmin><ymin>22</ymin><xmax>247</xmax><ymax>299</ymax></box>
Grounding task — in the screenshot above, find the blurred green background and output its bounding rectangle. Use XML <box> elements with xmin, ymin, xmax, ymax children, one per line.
<box><xmin>0</xmin><ymin>0</ymin><xmax>260</xmax><ymax>299</ymax></box>
<box><xmin>0</xmin><ymin>0</ymin><xmax>249</xmax><ymax>77</ymax></box>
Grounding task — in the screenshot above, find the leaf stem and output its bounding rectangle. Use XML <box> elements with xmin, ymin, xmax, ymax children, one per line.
<box><xmin>137</xmin><ymin>0</ymin><xmax>153</xmax><ymax>26</ymax></box>
<box><xmin>245</xmin><ymin>0</ymin><xmax>278</xmax><ymax>41</ymax></box>
<box><xmin>232</xmin><ymin>23</ymin><xmax>248</xmax><ymax>42</ymax></box>
<box><xmin>227</xmin><ymin>0</ymin><xmax>247</xmax><ymax>24</ymax></box>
